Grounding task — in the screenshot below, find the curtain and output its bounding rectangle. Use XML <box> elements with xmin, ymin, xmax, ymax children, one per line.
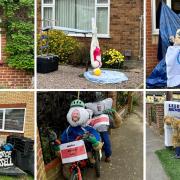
<box><xmin>44</xmin><ymin>0</ymin><xmax>53</xmax><ymax>3</ymax></box>
<box><xmin>55</xmin><ymin>0</ymin><xmax>95</xmax><ymax>30</ymax></box>
<box><xmin>76</xmin><ymin>0</ymin><xmax>95</xmax><ymax>30</ymax></box>
<box><xmin>97</xmin><ymin>7</ymin><xmax>108</xmax><ymax>34</ymax></box>
<box><xmin>55</xmin><ymin>0</ymin><xmax>76</xmax><ymax>28</ymax></box>
<box><xmin>43</xmin><ymin>7</ymin><xmax>53</xmax><ymax>26</ymax></box>
<box><xmin>97</xmin><ymin>0</ymin><xmax>108</xmax><ymax>3</ymax></box>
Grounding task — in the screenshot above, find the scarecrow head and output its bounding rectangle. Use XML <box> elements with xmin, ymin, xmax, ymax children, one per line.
<box><xmin>174</xmin><ymin>29</ymin><xmax>180</xmax><ymax>45</ymax></box>
<box><xmin>67</xmin><ymin>99</ymin><xmax>90</xmax><ymax>127</ymax></box>
<box><xmin>170</xmin><ymin>29</ymin><xmax>180</xmax><ymax>45</ymax></box>
<box><xmin>85</xmin><ymin>98</ymin><xmax>113</xmax><ymax>115</ymax></box>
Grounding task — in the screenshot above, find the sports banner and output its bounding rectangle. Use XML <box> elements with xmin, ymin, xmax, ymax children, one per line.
<box><xmin>164</xmin><ymin>101</ymin><xmax>180</xmax><ymax>119</ymax></box>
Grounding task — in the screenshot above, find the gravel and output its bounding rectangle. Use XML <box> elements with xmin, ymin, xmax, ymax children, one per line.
<box><xmin>37</xmin><ymin>65</ymin><xmax>143</xmax><ymax>89</ymax></box>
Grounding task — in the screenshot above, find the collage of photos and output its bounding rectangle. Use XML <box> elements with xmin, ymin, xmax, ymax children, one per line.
<box><xmin>0</xmin><ymin>0</ymin><xmax>179</xmax><ymax>180</ymax></box>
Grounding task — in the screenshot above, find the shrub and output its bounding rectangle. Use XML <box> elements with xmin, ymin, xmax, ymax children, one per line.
<box><xmin>0</xmin><ymin>0</ymin><xmax>34</xmax><ymax>71</ymax></box>
<box><xmin>37</xmin><ymin>30</ymin><xmax>81</xmax><ymax>64</ymax></box>
<box><xmin>102</xmin><ymin>49</ymin><xmax>125</xmax><ymax>69</ymax></box>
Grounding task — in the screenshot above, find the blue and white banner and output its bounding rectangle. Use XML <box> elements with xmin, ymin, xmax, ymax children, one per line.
<box><xmin>164</xmin><ymin>101</ymin><xmax>180</xmax><ymax>119</ymax></box>
<box><xmin>166</xmin><ymin>46</ymin><xmax>180</xmax><ymax>87</ymax></box>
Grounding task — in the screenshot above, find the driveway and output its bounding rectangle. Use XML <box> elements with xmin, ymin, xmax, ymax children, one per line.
<box><xmin>146</xmin><ymin>126</ymin><xmax>170</xmax><ymax>180</ymax></box>
<box><xmin>37</xmin><ymin>65</ymin><xmax>143</xmax><ymax>89</ymax></box>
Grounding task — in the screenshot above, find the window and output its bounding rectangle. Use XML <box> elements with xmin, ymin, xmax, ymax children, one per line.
<box><xmin>42</xmin><ymin>0</ymin><xmax>110</xmax><ymax>37</ymax></box>
<box><xmin>152</xmin><ymin>0</ymin><xmax>180</xmax><ymax>34</ymax></box>
<box><xmin>0</xmin><ymin>108</ymin><xmax>26</xmax><ymax>133</ymax></box>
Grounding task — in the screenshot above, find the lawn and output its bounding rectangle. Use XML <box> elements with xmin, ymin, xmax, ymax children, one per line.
<box><xmin>0</xmin><ymin>175</ymin><xmax>33</xmax><ymax>180</ymax></box>
<box><xmin>156</xmin><ymin>149</ymin><xmax>180</xmax><ymax>180</ymax></box>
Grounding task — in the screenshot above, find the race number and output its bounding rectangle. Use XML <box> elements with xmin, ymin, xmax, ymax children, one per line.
<box><xmin>60</xmin><ymin>140</ymin><xmax>87</xmax><ymax>164</ymax></box>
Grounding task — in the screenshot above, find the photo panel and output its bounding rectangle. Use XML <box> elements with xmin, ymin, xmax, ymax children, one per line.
<box><xmin>146</xmin><ymin>91</ymin><xmax>180</xmax><ymax>180</ymax></box>
<box><xmin>0</xmin><ymin>91</ymin><xmax>34</xmax><ymax>179</ymax></box>
<box><xmin>37</xmin><ymin>91</ymin><xmax>143</xmax><ymax>179</ymax></box>
<box><xmin>37</xmin><ymin>0</ymin><xmax>144</xmax><ymax>89</ymax></box>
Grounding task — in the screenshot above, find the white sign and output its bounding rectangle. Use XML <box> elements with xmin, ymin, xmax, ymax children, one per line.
<box><xmin>87</xmin><ymin>114</ymin><xmax>110</xmax><ymax>129</ymax></box>
<box><xmin>60</xmin><ymin>140</ymin><xmax>87</xmax><ymax>164</ymax></box>
<box><xmin>164</xmin><ymin>101</ymin><xmax>180</xmax><ymax>119</ymax></box>
<box><xmin>0</xmin><ymin>151</ymin><xmax>14</xmax><ymax>167</ymax></box>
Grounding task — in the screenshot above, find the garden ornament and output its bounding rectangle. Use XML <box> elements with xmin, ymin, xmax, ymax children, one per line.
<box><xmin>90</xmin><ymin>18</ymin><xmax>102</xmax><ymax>76</ymax></box>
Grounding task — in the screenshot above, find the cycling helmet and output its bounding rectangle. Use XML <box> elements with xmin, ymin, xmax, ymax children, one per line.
<box><xmin>70</xmin><ymin>99</ymin><xmax>85</xmax><ymax>108</ymax></box>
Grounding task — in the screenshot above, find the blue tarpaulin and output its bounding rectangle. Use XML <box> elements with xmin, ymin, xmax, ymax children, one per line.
<box><xmin>147</xmin><ymin>2</ymin><xmax>180</xmax><ymax>88</ymax></box>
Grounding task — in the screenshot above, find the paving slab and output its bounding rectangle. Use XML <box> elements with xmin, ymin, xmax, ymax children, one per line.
<box><xmin>146</xmin><ymin>126</ymin><xmax>170</xmax><ymax>180</ymax></box>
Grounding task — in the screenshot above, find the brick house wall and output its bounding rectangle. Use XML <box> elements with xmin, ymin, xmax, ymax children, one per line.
<box><xmin>146</xmin><ymin>103</ymin><xmax>164</xmax><ymax>134</ymax></box>
<box><xmin>37</xmin><ymin>0</ymin><xmax>143</xmax><ymax>60</ymax></box>
<box><xmin>0</xmin><ymin>10</ymin><xmax>33</xmax><ymax>89</ymax></box>
<box><xmin>155</xmin><ymin>103</ymin><xmax>164</xmax><ymax>134</ymax></box>
<box><xmin>0</xmin><ymin>92</ymin><xmax>34</xmax><ymax>140</ymax></box>
<box><xmin>146</xmin><ymin>103</ymin><xmax>153</xmax><ymax>125</ymax></box>
<box><xmin>146</xmin><ymin>0</ymin><xmax>159</xmax><ymax>76</ymax></box>
<box><xmin>37</xmin><ymin>130</ymin><xmax>47</xmax><ymax>180</ymax></box>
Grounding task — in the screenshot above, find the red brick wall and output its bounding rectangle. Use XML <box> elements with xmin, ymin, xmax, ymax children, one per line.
<box><xmin>146</xmin><ymin>0</ymin><xmax>158</xmax><ymax>75</ymax></box>
<box><xmin>0</xmin><ymin>64</ymin><xmax>33</xmax><ymax>89</ymax></box>
<box><xmin>146</xmin><ymin>103</ymin><xmax>164</xmax><ymax>134</ymax></box>
<box><xmin>146</xmin><ymin>103</ymin><xmax>153</xmax><ymax>125</ymax></box>
<box><xmin>37</xmin><ymin>0</ymin><xmax>143</xmax><ymax>60</ymax></box>
<box><xmin>37</xmin><ymin>130</ymin><xmax>47</xmax><ymax>180</ymax></box>
<box><xmin>0</xmin><ymin>28</ymin><xmax>33</xmax><ymax>89</ymax></box>
<box><xmin>154</xmin><ymin>103</ymin><xmax>164</xmax><ymax>134</ymax></box>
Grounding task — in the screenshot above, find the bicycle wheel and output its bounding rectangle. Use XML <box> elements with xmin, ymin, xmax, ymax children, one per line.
<box><xmin>70</xmin><ymin>168</ymin><xmax>83</xmax><ymax>180</ymax></box>
<box><xmin>70</xmin><ymin>170</ymin><xmax>79</xmax><ymax>180</ymax></box>
<box><xmin>94</xmin><ymin>151</ymin><xmax>101</xmax><ymax>178</ymax></box>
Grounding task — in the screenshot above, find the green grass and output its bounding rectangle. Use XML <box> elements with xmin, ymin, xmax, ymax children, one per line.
<box><xmin>155</xmin><ymin>149</ymin><xmax>180</xmax><ymax>180</ymax></box>
<box><xmin>0</xmin><ymin>175</ymin><xmax>33</xmax><ymax>180</ymax></box>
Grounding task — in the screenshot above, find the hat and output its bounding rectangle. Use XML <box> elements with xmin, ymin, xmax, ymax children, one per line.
<box><xmin>70</xmin><ymin>99</ymin><xmax>85</xmax><ymax>108</ymax></box>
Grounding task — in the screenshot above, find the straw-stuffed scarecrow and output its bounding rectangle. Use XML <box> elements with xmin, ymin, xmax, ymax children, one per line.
<box><xmin>164</xmin><ymin>116</ymin><xmax>180</xmax><ymax>158</ymax></box>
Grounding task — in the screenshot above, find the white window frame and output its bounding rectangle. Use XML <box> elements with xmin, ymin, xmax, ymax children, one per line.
<box><xmin>152</xmin><ymin>0</ymin><xmax>172</xmax><ymax>35</ymax></box>
<box><xmin>41</xmin><ymin>0</ymin><xmax>111</xmax><ymax>38</ymax></box>
<box><xmin>0</xmin><ymin>108</ymin><xmax>26</xmax><ymax>133</ymax></box>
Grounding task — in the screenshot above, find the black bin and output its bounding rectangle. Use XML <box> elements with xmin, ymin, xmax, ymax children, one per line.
<box><xmin>6</xmin><ymin>135</ymin><xmax>34</xmax><ymax>175</ymax></box>
<box><xmin>37</xmin><ymin>55</ymin><xmax>59</xmax><ymax>73</ymax></box>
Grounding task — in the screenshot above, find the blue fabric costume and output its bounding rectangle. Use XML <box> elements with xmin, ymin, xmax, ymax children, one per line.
<box><xmin>61</xmin><ymin>125</ymin><xmax>101</xmax><ymax>144</ymax></box>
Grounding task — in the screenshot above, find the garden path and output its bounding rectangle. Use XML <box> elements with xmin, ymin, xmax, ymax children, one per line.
<box><xmin>146</xmin><ymin>126</ymin><xmax>170</xmax><ymax>180</ymax></box>
<box><xmin>85</xmin><ymin>106</ymin><xmax>143</xmax><ymax>180</ymax></box>
<box><xmin>37</xmin><ymin>65</ymin><xmax>143</xmax><ymax>89</ymax></box>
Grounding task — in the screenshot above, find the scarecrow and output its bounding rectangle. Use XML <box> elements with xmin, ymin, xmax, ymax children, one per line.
<box><xmin>85</xmin><ymin>98</ymin><xmax>122</xmax><ymax>162</ymax></box>
<box><xmin>164</xmin><ymin>116</ymin><xmax>180</xmax><ymax>158</ymax></box>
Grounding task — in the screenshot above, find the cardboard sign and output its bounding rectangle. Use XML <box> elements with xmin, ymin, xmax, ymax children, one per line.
<box><xmin>0</xmin><ymin>151</ymin><xmax>13</xmax><ymax>167</ymax></box>
<box><xmin>60</xmin><ymin>140</ymin><xmax>87</xmax><ymax>164</ymax></box>
<box><xmin>87</xmin><ymin>114</ymin><xmax>110</xmax><ymax>129</ymax></box>
<box><xmin>164</xmin><ymin>101</ymin><xmax>180</xmax><ymax>119</ymax></box>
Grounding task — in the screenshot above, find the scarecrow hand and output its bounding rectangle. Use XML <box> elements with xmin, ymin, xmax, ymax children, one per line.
<box><xmin>103</xmin><ymin>108</ymin><xmax>116</xmax><ymax>114</ymax></box>
<box><xmin>86</xmin><ymin>135</ymin><xmax>100</xmax><ymax>148</ymax></box>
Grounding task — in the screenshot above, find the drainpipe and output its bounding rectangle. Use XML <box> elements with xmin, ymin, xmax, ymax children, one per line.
<box><xmin>138</xmin><ymin>15</ymin><xmax>143</xmax><ymax>60</ymax></box>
